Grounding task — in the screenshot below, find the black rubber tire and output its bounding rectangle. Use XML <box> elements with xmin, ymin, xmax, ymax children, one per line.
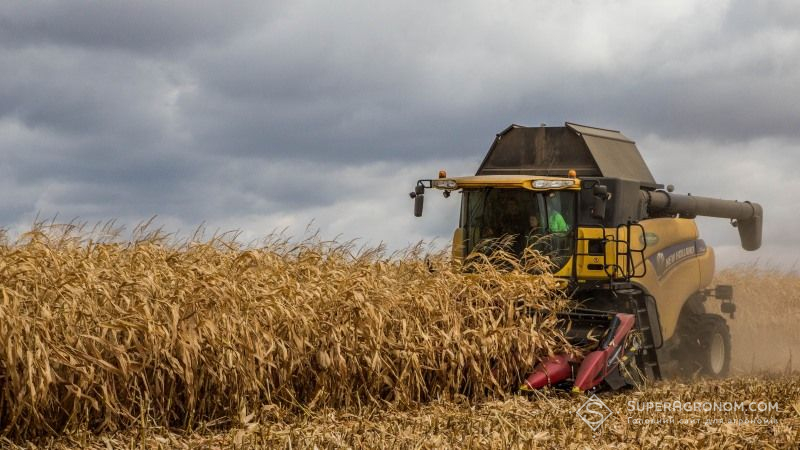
<box><xmin>677</xmin><ymin>314</ymin><xmax>731</xmax><ymax>378</ymax></box>
<box><xmin>696</xmin><ymin>314</ymin><xmax>731</xmax><ymax>377</ymax></box>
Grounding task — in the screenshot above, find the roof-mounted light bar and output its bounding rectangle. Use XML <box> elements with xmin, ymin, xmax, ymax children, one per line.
<box><xmin>532</xmin><ymin>179</ymin><xmax>575</xmax><ymax>189</ymax></box>
<box><xmin>431</xmin><ymin>179</ymin><xmax>457</xmax><ymax>189</ymax></box>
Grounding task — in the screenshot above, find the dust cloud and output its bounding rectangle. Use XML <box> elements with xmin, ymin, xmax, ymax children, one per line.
<box><xmin>715</xmin><ymin>268</ymin><xmax>800</xmax><ymax>374</ymax></box>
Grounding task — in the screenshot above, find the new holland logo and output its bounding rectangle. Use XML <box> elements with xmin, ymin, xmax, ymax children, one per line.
<box><xmin>655</xmin><ymin>251</ymin><xmax>666</xmax><ymax>276</ymax></box>
<box><xmin>651</xmin><ymin>240</ymin><xmax>701</xmax><ymax>278</ymax></box>
<box><xmin>576</xmin><ymin>394</ymin><xmax>613</xmax><ymax>431</ymax></box>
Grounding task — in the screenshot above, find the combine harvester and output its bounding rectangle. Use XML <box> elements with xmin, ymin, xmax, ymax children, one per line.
<box><xmin>410</xmin><ymin>123</ymin><xmax>763</xmax><ymax>392</ymax></box>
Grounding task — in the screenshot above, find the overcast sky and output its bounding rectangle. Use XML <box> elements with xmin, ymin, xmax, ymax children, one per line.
<box><xmin>1</xmin><ymin>0</ymin><xmax>798</xmax><ymax>267</ymax></box>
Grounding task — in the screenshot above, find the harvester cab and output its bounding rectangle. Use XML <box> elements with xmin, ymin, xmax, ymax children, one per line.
<box><xmin>411</xmin><ymin>122</ymin><xmax>763</xmax><ymax>392</ymax></box>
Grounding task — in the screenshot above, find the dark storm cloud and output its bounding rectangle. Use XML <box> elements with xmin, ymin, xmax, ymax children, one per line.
<box><xmin>169</xmin><ymin>0</ymin><xmax>800</xmax><ymax>167</ymax></box>
<box><xmin>0</xmin><ymin>0</ymin><xmax>797</xmax><ymax>263</ymax></box>
<box><xmin>574</xmin><ymin>0</ymin><xmax>800</xmax><ymax>141</ymax></box>
<box><xmin>0</xmin><ymin>46</ymin><xmax>183</xmax><ymax>141</ymax></box>
<box><xmin>179</xmin><ymin>89</ymin><xmax>494</xmax><ymax>164</ymax></box>
<box><xmin>0</xmin><ymin>1</ymin><xmax>273</xmax><ymax>54</ymax></box>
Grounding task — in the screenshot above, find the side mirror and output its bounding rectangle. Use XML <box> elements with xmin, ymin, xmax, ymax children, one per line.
<box><xmin>714</xmin><ymin>284</ymin><xmax>733</xmax><ymax>300</ymax></box>
<box><xmin>410</xmin><ymin>185</ymin><xmax>425</xmax><ymax>217</ymax></box>
<box><xmin>592</xmin><ymin>184</ymin><xmax>609</xmax><ymax>220</ymax></box>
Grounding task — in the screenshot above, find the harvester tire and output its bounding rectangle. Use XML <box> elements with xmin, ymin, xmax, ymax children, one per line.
<box><xmin>697</xmin><ymin>314</ymin><xmax>731</xmax><ymax>377</ymax></box>
<box><xmin>682</xmin><ymin>314</ymin><xmax>731</xmax><ymax>378</ymax></box>
<box><xmin>672</xmin><ymin>313</ymin><xmax>731</xmax><ymax>378</ymax></box>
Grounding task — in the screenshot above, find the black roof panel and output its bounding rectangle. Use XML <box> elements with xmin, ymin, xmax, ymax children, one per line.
<box><xmin>477</xmin><ymin>122</ymin><xmax>658</xmax><ymax>188</ymax></box>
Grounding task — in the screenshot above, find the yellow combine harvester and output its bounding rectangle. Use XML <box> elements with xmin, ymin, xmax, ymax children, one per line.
<box><xmin>411</xmin><ymin>123</ymin><xmax>763</xmax><ymax>392</ymax></box>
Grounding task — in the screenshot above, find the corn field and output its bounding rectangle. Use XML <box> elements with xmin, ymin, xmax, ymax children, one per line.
<box><xmin>1</xmin><ymin>223</ymin><xmax>797</xmax><ymax>448</ymax></box>
<box><xmin>0</xmin><ymin>223</ymin><xmax>570</xmax><ymax>438</ymax></box>
<box><xmin>7</xmin><ymin>376</ymin><xmax>800</xmax><ymax>449</ymax></box>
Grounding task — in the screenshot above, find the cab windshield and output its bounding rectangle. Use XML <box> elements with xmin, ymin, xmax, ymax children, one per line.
<box><xmin>461</xmin><ymin>188</ymin><xmax>576</xmax><ymax>269</ymax></box>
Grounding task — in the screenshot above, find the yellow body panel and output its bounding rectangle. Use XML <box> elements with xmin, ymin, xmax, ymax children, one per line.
<box><xmin>567</xmin><ymin>218</ymin><xmax>715</xmax><ymax>340</ymax></box>
<box><xmin>635</xmin><ymin>219</ymin><xmax>713</xmax><ymax>340</ymax></box>
<box><xmin>697</xmin><ymin>247</ymin><xmax>716</xmax><ymax>289</ymax></box>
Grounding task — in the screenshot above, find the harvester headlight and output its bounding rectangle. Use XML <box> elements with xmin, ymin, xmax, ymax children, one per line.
<box><xmin>532</xmin><ymin>179</ymin><xmax>574</xmax><ymax>189</ymax></box>
<box><xmin>431</xmin><ymin>179</ymin><xmax>457</xmax><ymax>189</ymax></box>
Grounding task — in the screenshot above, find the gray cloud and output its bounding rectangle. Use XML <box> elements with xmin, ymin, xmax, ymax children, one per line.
<box><xmin>0</xmin><ymin>1</ymin><xmax>273</xmax><ymax>54</ymax></box>
<box><xmin>0</xmin><ymin>0</ymin><xmax>798</xmax><ymax>266</ymax></box>
<box><xmin>724</xmin><ymin>0</ymin><xmax>800</xmax><ymax>34</ymax></box>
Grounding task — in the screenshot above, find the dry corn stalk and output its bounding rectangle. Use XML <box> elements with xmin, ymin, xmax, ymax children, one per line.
<box><xmin>0</xmin><ymin>223</ymin><xmax>572</xmax><ymax>438</ymax></box>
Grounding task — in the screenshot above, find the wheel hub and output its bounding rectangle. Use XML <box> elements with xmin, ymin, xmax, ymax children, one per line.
<box><xmin>709</xmin><ymin>332</ymin><xmax>725</xmax><ymax>374</ymax></box>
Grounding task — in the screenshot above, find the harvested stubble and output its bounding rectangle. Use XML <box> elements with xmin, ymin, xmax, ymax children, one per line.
<box><xmin>0</xmin><ymin>224</ymin><xmax>571</xmax><ymax>438</ymax></box>
<box><xmin>10</xmin><ymin>376</ymin><xmax>800</xmax><ymax>449</ymax></box>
